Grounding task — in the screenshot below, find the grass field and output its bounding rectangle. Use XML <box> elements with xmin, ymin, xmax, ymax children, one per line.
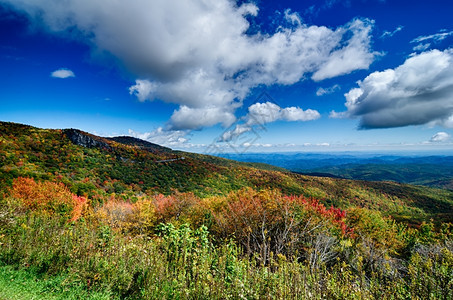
<box><xmin>0</xmin><ymin>265</ymin><xmax>111</xmax><ymax>300</ymax></box>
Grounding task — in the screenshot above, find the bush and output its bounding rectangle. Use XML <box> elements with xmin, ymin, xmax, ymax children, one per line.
<box><xmin>9</xmin><ymin>177</ymin><xmax>87</xmax><ymax>221</ymax></box>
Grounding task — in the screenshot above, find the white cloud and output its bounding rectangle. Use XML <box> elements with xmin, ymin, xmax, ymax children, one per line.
<box><xmin>430</xmin><ymin>132</ymin><xmax>451</xmax><ymax>142</ymax></box>
<box><xmin>169</xmin><ymin>106</ymin><xmax>236</xmax><ymax>130</ymax></box>
<box><xmin>51</xmin><ymin>68</ymin><xmax>75</xmax><ymax>78</ymax></box>
<box><xmin>329</xmin><ymin>110</ymin><xmax>346</xmax><ymax>119</ymax></box>
<box><xmin>380</xmin><ymin>25</ymin><xmax>404</xmax><ymax>39</ymax></box>
<box><xmin>284</xmin><ymin>9</ymin><xmax>302</xmax><ymax>26</ymax></box>
<box><xmin>316</xmin><ymin>84</ymin><xmax>340</xmax><ymax>96</ymax></box>
<box><xmin>5</xmin><ymin>0</ymin><xmax>378</xmax><ymax>131</ymax></box>
<box><xmin>129</xmin><ymin>80</ymin><xmax>158</xmax><ymax>102</ymax></box>
<box><xmin>220</xmin><ymin>124</ymin><xmax>252</xmax><ymax>143</ymax></box>
<box><xmin>312</xmin><ymin>19</ymin><xmax>378</xmax><ymax>81</ymax></box>
<box><xmin>413</xmin><ymin>43</ymin><xmax>431</xmax><ymax>52</ymax></box>
<box><xmin>317</xmin><ymin>142</ymin><xmax>330</xmax><ymax>147</ymax></box>
<box><xmin>412</xmin><ymin>30</ymin><xmax>453</xmax><ymax>43</ymax></box>
<box><xmin>281</xmin><ymin>106</ymin><xmax>320</xmax><ymax>121</ymax></box>
<box><xmin>128</xmin><ymin>128</ymin><xmax>189</xmax><ymax>148</ymax></box>
<box><xmin>221</xmin><ymin>101</ymin><xmax>320</xmax><ymax>141</ymax></box>
<box><xmin>247</xmin><ymin>102</ymin><xmax>320</xmax><ymax>124</ymax></box>
<box><xmin>247</xmin><ymin>102</ymin><xmax>282</xmax><ymax>125</ymax></box>
<box><xmin>334</xmin><ymin>49</ymin><xmax>453</xmax><ymax>129</ymax></box>
<box><xmin>240</xmin><ymin>142</ymin><xmax>274</xmax><ymax>148</ymax></box>
<box><xmin>411</xmin><ymin>30</ymin><xmax>453</xmax><ymax>52</ymax></box>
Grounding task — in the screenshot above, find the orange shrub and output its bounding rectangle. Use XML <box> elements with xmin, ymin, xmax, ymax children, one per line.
<box><xmin>10</xmin><ymin>177</ymin><xmax>86</xmax><ymax>220</ymax></box>
<box><xmin>71</xmin><ymin>194</ymin><xmax>88</xmax><ymax>222</ymax></box>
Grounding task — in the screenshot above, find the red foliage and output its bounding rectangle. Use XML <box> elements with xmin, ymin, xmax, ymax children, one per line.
<box><xmin>153</xmin><ymin>192</ymin><xmax>199</xmax><ymax>223</ymax></box>
<box><xmin>212</xmin><ymin>190</ymin><xmax>352</xmax><ymax>245</ymax></box>
<box><xmin>284</xmin><ymin>195</ymin><xmax>351</xmax><ymax>236</ymax></box>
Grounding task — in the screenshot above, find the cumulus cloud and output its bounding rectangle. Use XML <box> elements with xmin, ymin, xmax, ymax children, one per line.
<box><xmin>129</xmin><ymin>80</ymin><xmax>157</xmax><ymax>102</ymax></box>
<box><xmin>430</xmin><ymin>132</ymin><xmax>451</xmax><ymax>142</ymax></box>
<box><xmin>128</xmin><ymin>128</ymin><xmax>189</xmax><ymax>148</ymax></box>
<box><xmin>169</xmin><ymin>106</ymin><xmax>236</xmax><ymax>130</ymax></box>
<box><xmin>51</xmin><ymin>68</ymin><xmax>75</xmax><ymax>78</ymax></box>
<box><xmin>221</xmin><ymin>102</ymin><xmax>320</xmax><ymax>141</ymax></box>
<box><xmin>332</xmin><ymin>49</ymin><xmax>453</xmax><ymax>129</ymax></box>
<box><xmin>4</xmin><ymin>0</ymin><xmax>378</xmax><ymax>131</ymax></box>
<box><xmin>311</xmin><ymin>19</ymin><xmax>377</xmax><ymax>81</ymax></box>
<box><xmin>248</xmin><ymin>102</ymin><xmax>320</xmax><ymax>123</ymax></box>
<box><xmin>316</xmin><ymin>84</ymin><xmax>340</xmax><ymax>96</ymax></box>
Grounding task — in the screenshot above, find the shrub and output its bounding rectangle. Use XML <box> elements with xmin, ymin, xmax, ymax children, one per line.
<box><xmin>9</xmin><ymin>177</ymin><xmax>87</xmax><ymax>221</ymax></box>
<box><xmin>95</xmin><ymin>196</ymin><xmax>135</xmax><ymax>231</ymax></box>
<box><xmin>208</xmin><ymin>188</ymin><xmax>350</xmax><ymax>265</ymax></box>
<box><xmin>153</xmin><ymin>192</ymin><xmax>199</xmax><ymax>224</ymax></box>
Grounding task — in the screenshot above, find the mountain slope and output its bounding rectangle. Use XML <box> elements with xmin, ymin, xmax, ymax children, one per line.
<box><xmin>1</xmin><ymin>121</ymin><xmax>453</xmax><ymax>224</ymax></box>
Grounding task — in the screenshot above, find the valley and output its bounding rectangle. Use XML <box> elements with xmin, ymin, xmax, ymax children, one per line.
<box><xmin>218</xmin><ymin>152</ymin><xmax>453</xmax><ymax>190</ymax></box>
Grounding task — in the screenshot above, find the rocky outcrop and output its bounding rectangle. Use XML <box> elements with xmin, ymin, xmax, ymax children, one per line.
<box><xmin>63</xmin><ymin>129</ymin><xmax>112</xmax><ymax>150</ymax></box>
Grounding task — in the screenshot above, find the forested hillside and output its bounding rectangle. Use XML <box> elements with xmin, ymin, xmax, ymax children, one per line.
<box><xmin>1</xmin><ymin>121</ymin><xmax>452</xmax><ymax>223</ymax></box>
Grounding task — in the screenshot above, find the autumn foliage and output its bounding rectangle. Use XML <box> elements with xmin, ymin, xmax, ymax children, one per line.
<box><xmin>2</xmin><ymin>176</ymin><xmax>453</xmax><ymax>299</ymax></box>
<box><xmin>204</xmin><ymin>188</ymin><xmax>352</xmax><ymax>263</ymax></box>
<box><xmin>71</xmin><ymin>194</ymin><xmax>88</xmax><ymax>222</ymax></box>
<box><xmin>10</xmin><ymin>177</ymin><xmax>87</xmax><ymax>221</ymax></box>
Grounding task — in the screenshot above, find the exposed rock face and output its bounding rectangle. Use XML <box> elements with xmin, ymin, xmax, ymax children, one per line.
<box><xmin>63</xmin><ymin>129</ymin><xmax>112</xmax><ymax>150</ymax></box>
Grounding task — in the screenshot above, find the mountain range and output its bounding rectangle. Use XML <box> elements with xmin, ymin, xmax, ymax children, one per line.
<box><xmin>217</xmin><ymin>152</ymin><xmax>453</xmax><ymax>190</ymax></box>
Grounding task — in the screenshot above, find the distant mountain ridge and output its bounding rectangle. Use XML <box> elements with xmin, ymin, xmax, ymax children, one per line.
<box><xmin>218</xmin><ymin>152</ymin><xmax>453</xmax><ymax>189</ymax></box>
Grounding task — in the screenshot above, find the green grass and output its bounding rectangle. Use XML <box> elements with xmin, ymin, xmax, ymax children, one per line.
<box><xmin>0</xmin><ymin>265</ymin><xmax>111</xmax><ymax>300</ymax></box>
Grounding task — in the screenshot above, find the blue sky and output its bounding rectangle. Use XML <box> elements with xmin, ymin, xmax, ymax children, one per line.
<box><xmin>1</xmin><ymin>0</ymin><xmax>453</xmax><ymax>153</ymax></box>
